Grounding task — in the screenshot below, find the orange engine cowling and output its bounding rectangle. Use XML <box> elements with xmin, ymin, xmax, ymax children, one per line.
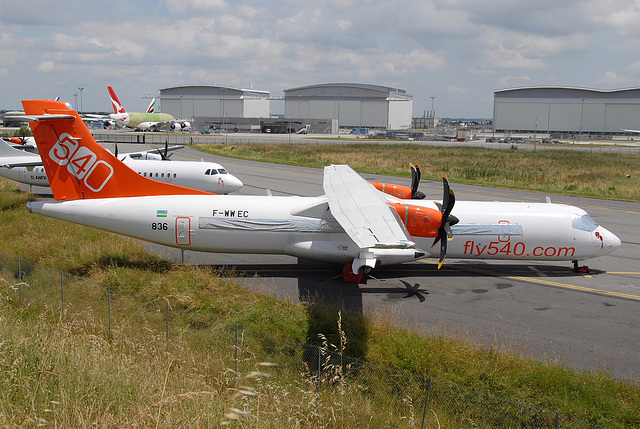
<box><xmin>371</xmin><ymin>182</ymin><xmax>414</xmax><ymax>199</ymax></box>
<box><xmin>389</xmin><ymin>203</ymin><xmax>442</xmax><ymax>238</ymax></box>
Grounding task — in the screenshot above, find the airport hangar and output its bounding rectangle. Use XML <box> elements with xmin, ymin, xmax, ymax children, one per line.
<box><xmin>154</xmin><ymin>83</ymin><xmax>413</xmax><ymax>133</ymax></box>
<box><xmin>493</xmin><ymin>86</ymin><xmax>640</xmax><ymax>136</ymax></box>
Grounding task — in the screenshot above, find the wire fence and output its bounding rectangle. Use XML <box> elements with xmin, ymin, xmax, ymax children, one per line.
<box><xmin>0</xmin><ymin>252</ymin><xmax>606</xmax><ymax>428</ymax></box>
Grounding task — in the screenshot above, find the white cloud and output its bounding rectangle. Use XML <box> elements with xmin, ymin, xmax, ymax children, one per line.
<box><xmin>166</xmin><ymin>0</ymin><xmax>227</xmax><ymax>13</ymax></box>
<box><xmin>36</xmin><ymin>61</ymin><xmax>56</xmax><ymax>72</ymax></box>
<box><xmin>588</xmin><ymin>0</ymin><xmax>640</xmax><ymax>36</ymax></box>
<box><xmin>446</xmin><ymin>86</ymin><xmax>470</xmax><ymax>95</ymax></box>
<box><xmin>498</xmin><ymin>75</ymin><xmax>532</xmax><ymax>86</ymax></box>
<box><xmin>599</xmin><ymin>71</ymin><xmax>626</xmax><ymax>85</ymax></box>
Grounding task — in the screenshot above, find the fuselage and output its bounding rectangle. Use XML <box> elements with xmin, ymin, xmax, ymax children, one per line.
<box><xmin>122</xmin><ymin>158</ymin><xmax>243</xmax><ymax>194</ymax></box>
<box><xmin>0</xmin><ymin>165</ymin><xmax>49</xmax><ymax>186</ymax></box>
<box><xmin>0</xmin><ymin>159</ymin><xmax>242</xmax><ymax>194</ymax></box>
<box><xmin>110</xmin><ymin>112</ymin><xmax>175</xmax><ymax>129</ymax></box>
<box><xmin>25</xmin><ymin>195</ymin><xmax>621</xmax><ymax>266</ymax></box>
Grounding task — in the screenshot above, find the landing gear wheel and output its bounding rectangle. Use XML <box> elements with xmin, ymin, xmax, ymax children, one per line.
<box><xmin>573</xmin><ymin>260</ymin><xmax>590</xmax><ymax>274</ymax></box>
<box><xmin>342</xmin><ymin>263</ymin><xmax>365</xmax><ymax>283</ymax></box>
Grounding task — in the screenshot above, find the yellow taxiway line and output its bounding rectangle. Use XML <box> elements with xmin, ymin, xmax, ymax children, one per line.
<box><xmin>419</xmin><ymin>260</ymin><xmax>640</xmax><ymax>301</ymax></box>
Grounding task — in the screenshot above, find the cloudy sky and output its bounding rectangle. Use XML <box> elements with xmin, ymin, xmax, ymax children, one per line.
<box><xmin>1</xmin><ymin>0</ymin><xmax>639</xmax><ymax>118</ymax></box>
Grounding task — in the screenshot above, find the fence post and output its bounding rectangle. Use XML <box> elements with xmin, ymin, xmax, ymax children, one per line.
<box><xmin>166</xmin><ymin>300</ymin><xmax>170</xmax><ymax>344</ymax></box>
<box><xmin>235</xmin><ymin>323</ymin><xmax>239</xmax><ymax>377</ymax></box>
<box><xmin>107</xmin><ymin>285</ymin><xmax>112</xmax><ymax>340</ymax></box>
<box><xmin>18</xmin><ymin>257</ymin><xmax>22</xmax><ymax>304</ymax></box>
<box><xmin>421</xmin><ymin>377</ymin><xmax>433</xmax><ymax>429</ymax></box>
<box><xmin>60</xmin><ymin>271</ymin><xmax>65</xmax><ymax>311</ymax></box>
<box><xmin>317</xmin><ymin>345</ymin><xmax>322</xmax><ymax>428</ymax></box>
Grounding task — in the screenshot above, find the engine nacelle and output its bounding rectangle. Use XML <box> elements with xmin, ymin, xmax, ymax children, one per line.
<box><xmin>389</xmin><ymin>202</ymin><xmax>442</xmax><ymax>238</ymax></box>
<box><xmin>370</xmin><ymin>182</ymin><xmax>426</xmax><ymax>199</ymax></box>
<box><xmin>137</xmin><ymin>122</ymin><xmax>156</xmax><ymax>130</ymax></box>
<box><xmin>370</xmin><ymin>182</ymin><xmax>413</xmax><ymax>199</ymax></box>
<box><xmin>181</xmin><ymin>121</ymin><xmax>191</xmax><ymax>130</ymax></box>
<box><xmin>170</xmin><ymin>122</ymin><xmax>183</xmax><ymax>130</ymax></box>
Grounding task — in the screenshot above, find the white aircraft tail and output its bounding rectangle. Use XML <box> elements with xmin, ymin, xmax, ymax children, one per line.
<box><xmin>146</xmin><ymin>98</ymin><xmax>156</xmax><ymax>114</ymax></box>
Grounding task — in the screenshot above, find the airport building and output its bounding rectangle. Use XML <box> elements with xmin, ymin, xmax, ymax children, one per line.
<box><xmin>151</xmin><ymin>83</ymin><xmax>413</xmax><ymax>133</ymax></box>
<box><xmin>284</xmin><ymin>83</ymin><xmax>413</xmax><ymax>131</ymax></box>
<box><xmin>493</xmin><ymin>86</ymin><xmax>640</xmax><ymax>135</ymax></box>
<box><xmin>156</xmin><ymin>84</ymin><xmax>270</xmax><ymax>131</ymax></box>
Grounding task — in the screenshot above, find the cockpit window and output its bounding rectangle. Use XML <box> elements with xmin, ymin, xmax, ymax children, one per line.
<box><xmin>208</xmin><ymin>169</ymin><xmax>219</xmax><ymax>175</ymax></box>
<box><xmin>572</xmin><ymin>214</ymin><xmax>598</xmax><ymax>232</ymax></box>
<box><xmin>218</xmin><ymin>168</ymin><xmax>228</xmax><ymax>174</ymax></box>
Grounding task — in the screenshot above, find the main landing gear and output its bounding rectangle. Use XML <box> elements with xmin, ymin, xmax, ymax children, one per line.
<box><xmin>342</xmin><ymin>263</ymin><xmax>373</xmax><ymax>283</ymax></box>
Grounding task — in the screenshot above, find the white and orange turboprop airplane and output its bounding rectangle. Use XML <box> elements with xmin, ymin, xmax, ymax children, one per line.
<box><xmin>22</xmin><ymin>99</ymin><xmax>621</xmax><ymax>282</ymax></box>
<box><xmin>0</xmin><ymin>137</ymin><xmax>242</xmax><ymax>194</ymax></box>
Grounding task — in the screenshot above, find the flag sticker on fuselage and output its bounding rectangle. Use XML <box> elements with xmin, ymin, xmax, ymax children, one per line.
<box><xmin>156</xmin><ymin>210</ymin><xmax>168</xmax><ymax>217</ymax></box>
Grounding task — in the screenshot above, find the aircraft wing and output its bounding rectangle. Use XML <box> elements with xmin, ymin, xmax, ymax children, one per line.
<box><xmin>122</xmin><ymin>145</ymin><xmax>185</xmax><ymax>159</ymax></box>
<box><xmin>82</xmin><ymin>114</ymin><xmax>110</xmax><ymax>121</ymax></box>
<box><xmin>620</xmin><ymin>127</ymin><xmax>640</xmax><ymax>133</ymax></box>
<box><xmin>323</xmin><ymin>164</ymin><xmax>414</xmax><ymax>250</ymax></box>
<box><xmin>0</xmin><ymin>139</ymin><xmax>43</xmax><ymax>167</ymax></box>
<box><xmin>1</xmin><ymin>159</ymin><xmax>43</xmax><ymax>168</ymax></box>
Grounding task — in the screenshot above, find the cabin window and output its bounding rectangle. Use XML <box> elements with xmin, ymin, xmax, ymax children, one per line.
<box><xmin>143</xmin><ymin>172</ymin><xmax>147</xmax><ymax>177</ymax></box>
<box><xmin>572</xmin><ymin>214</ymin><xmax>598</xmax><ymax>232</ymax></box>
<box><xmin>173</xmin><ymin>173</ymin><xmax>177</xmax><ymax>178</ymax></box>
<box><xmin>161</xmin><ymin>173</ymin><xmax>164</xmax><ymax>178</ymax></box>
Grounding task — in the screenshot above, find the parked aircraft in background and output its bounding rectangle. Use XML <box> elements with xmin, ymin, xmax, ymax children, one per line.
<box><xmin>108</xmin><ymin>86</ymin><xmax>191</xmax><ymax>131</ymax></box>
<box><xmin>21</xmin><ymin>99</ymin><xmax>621</xmax><ymax>282</ymax></box>
<box><xmin>0</xmin><ymin>138</ymin><xmax>242</xmax><ymax>194</ymax></box>
<box><xmin>1</xmin><ymin>136</ymin><xmax>37</xmax><ymax>150</ymax></box>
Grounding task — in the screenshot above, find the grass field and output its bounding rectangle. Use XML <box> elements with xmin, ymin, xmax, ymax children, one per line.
<box><xmin>192</xmin><ymin>142</ymin><xmax>640</xmax><ymax>202</ymax></box>
<box><xmin>1</xmin><ymin>171</ymin><xmax>639</xmax><ymax>426</ymax></box>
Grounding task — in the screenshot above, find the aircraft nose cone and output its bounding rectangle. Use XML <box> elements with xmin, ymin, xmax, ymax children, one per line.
<box><xmin>226</xmin><ymin>175</ymin><xmax>243</xmax><ymax>192</ymax></box>
<box><xmin>608</xmin><ymin>230</ymin><xmax>622</xmax><ymax>250</ymax></box>
<box><xmin>599</xmin><ymin>227</ymin><xmax>621</xmax><ymax>253</ymax></box>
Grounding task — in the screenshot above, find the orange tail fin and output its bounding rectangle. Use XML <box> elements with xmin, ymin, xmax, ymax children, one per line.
<box><xmin>22</xmin><ymin>99</ymin><xmax>211</xmax><ymax>201</ymax></box>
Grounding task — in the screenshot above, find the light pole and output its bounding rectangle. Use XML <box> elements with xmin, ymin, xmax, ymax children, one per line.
<box><xmin>73</xmin><ymin>92</ymin><xmax>78</xmax><ymax>109</ymax></box>
<box><xmin>430</xmin><ymin>96</ymin><xmax>436</xmax><ymax>128</ymax></box>
<box><xmin>77</xmin><ymin>87</ymin><xmax>84</xmax><ymax>113</ymax></box>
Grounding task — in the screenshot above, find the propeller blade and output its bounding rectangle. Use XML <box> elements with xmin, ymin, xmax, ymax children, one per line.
<box><xmin>162</xmin><ymin>138</ymin><xmax>169</xmax><ymax>160</ymax></box>
<box><xmin>410</xmin><ymin>162</ymin><xmax>426</xmax><ymax>199</ymax></box>
<box><xmin>432</xmin><ymin>171</ymin><xmax>456</xmax><ymax>268</ymax></box>
<box><xmin>441</xmin><ymin>171</ymin><xmax>455</xmax><ymax>220</ymax></box>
